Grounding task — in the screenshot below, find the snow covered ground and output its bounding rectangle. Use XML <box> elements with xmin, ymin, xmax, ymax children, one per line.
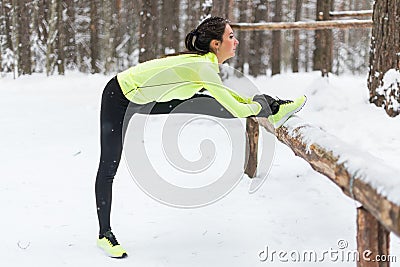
<box><xmin>0</xmin><ymin>72</ymin><xmax>399</xmax><ymax>266</ymax></box>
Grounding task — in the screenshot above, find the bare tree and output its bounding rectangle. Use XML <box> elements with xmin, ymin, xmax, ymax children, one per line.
<box><xmin>186</xmin><ymin>0</ymin><xmax>201</xmax><ymax>33</ymax></box>
<box><xmin>125</xmin><ymin>0</ymin><xmax>140</xmax><ymax>68</ymax></box>
<box><xmin>211</xmin><ymin>0</ymin><xmax>233</xmax><ymax>18</ymax></box>
<box><xmin>160</xmin><ymin>0</ymin><xmax>180</xmax><ymax>54</ymax></box>
<box><xmin>139</xmin><ymin>0</ymin><xmax>159</xmax><ymax>62</ymax></box>
<box><xmin>200</xmin><ymin>0</ymin><xmax>212</xmax><ymax>21</ymax></box>
<box><xmin>17</xmin><ymin>0</ymin><xmax>32</xmax><ymax>74</ymax></box>
<box><xmin>0</xmin><ymin>0</ymin><xmax>376</xmax><ymax>77</ymax></box>
<box><xmin>45</xmin><ymin>0</ymin><xmax>59</xmax><ymax>76</ymax></box>
<box><xmin>0</xmin><ymin>0</ymin><xmax>6</xmax><ymax>72</ymax></box>
<box><xmin>56</xmin><ymin>0</ymin><xmax>66</xmax><ymax>75</ymax></box>
<box><xmin>102</xmin><ymin>0</ymin><xmax>118</xmax><ymax>73</ymax></box>
<box><xmin>234</xmin><ymin>0</ymin><xmax>249</xmax><ymax>75</ymax></box>
<box><xmin>303</xmin><ymin>0</ymin><xmax>312</xmax><ymax>72</ymax></box>
<box><xmin>9</xmin><ymin>0</ymin><xmax>19</xmax><ymax>76</ymax></box>
<box><xmin>90</xmin><ymin>0</ymin><xmax>100</xmax><ymax>73</ymax></box>
<box><xmin>271</xmin><ymin>0</ymin><xmax>282</xmax><ymax>76</ymax></box>
<box><xmin>249</xmin><ymin>0</ymin><xmax>268</xmax><ymax>77</ymax></box>
<box><xmin>313</xmin><ymin>0</ymin><xmax>333</xmax><ymax>76</ymax></box>
<box><xmin>367</xmin><ymin>0</ymin><xmax>400</xmax><ymax>117</ymax></box>
<box><xmin>292</xmin><ymin>0</ymin><xmax>303</xmax><ymax>72</ymax></box>
<box><xmin>64</xmin><ymin>0</ymin><xmax>77</xmax><ymax>70</ymax></box>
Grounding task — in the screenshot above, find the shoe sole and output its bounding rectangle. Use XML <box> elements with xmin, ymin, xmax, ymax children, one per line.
<box><xmin>273</xmin><ymin>96</ymin><xmax>307</xmax><ymax>128</ymax></box>
<box><xmin>113</xmin><ymin>252</ymin><xmax>128</xmax><ymax>259</ymax></box>
<box><xmin>97</xmin><ymin>244</ymin><xmax>128</xmax><ymax>259</ymax></box>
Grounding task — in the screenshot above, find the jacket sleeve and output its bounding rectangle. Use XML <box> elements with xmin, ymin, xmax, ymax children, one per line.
<box><xmin>198</xmin><ymin>64</ymin><xmax>262</xmax><ymax>118</ymax></box>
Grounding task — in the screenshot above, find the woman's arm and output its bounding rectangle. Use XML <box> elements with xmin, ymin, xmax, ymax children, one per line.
<box><xmin>198</xmin><ymin>65</ymin><xmax>262</xmax><ymax>118</ymax></box>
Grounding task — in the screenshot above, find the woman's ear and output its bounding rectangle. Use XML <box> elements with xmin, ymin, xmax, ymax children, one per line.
<box><xmin>210</xmin><ymin>40</ymin><xmax>220</xmax><ymax>52</ymax></box>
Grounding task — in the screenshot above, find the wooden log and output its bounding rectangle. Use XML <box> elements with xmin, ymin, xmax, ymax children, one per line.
<box><xmin>329</xmin><ymin>10</ymin><xmax>373</xmax><ymax>18</ymax></box>
<box><xmin>244</xmin><ymin>118</ymin><xmax>259</xmax><ymax>178</ymax></box>
<box><xmin>230</xmin><ymin>19</ymin><xmax>372</xmax><ymax>31</ymax></box>
<box><xmin>357</xmin><ymin>207</ymin><xmax>390</xmax><ymax>267</ymax></box>
<box><xmin>252</xmin><ymin>116</ymin><xmax>400</xmax><ymax>237</ymax></box>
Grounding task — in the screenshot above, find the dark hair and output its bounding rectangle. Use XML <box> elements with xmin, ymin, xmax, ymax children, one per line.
<box><xmin>185</xmin><ymin>17</ymin><xmax>229</xmax><ymax>55</ymax></box>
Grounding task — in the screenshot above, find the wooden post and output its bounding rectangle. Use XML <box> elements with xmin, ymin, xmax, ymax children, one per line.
<box><xmin>357</xmin><ymin>207</ymin><xmax>390</xmax><ymax>267</ymax></box>
<box><xmin>244</xmin><ymin>118</ymin><xmax>259</xmax><ymax>178</ymax></box>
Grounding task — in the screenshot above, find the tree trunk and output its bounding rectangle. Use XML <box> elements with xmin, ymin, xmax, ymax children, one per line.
<box><xmin>249</xmin><ymin>0</ymin><xmax>267</xmax><ymax>77</ymax></box>
<box><xmin>292</xmin><ymin>0</ymin><xmax>303</xmax><ymax>73</ymax></box>
<box><xmin>139</xmin><ymin>0</ymin><xmax>159</xmax><ymax>62</ymax></box>
<box><xmin>90</xmin><ymin>0</ymin><xmax>100</xmax><ymax>73</ymax></box>
<box><xmin>161</xmin><ymin>0</ymin><xmax>180</xmax><ymax>54</ymax></box>
<box><xmin>304</xmin><ymin>0</ymin><xmax>310</xmax><ymax>72</ymax></box>
<box><xmin>186</xmin><ymin>0</ymin><xmax>201</xmax><ymax>33</ymax></box>
<box><xmin>57</xmin><ymin>0</ymin><xmax>65</xmax><ymax>75</ymax></box>
<box><xmin>0</xmin><ymin>0</ymin><xmax>5</xmax><ymax>72</ymax></box>
<box><xmin>313</xmin><ymin>0</ymin><xmax>333</xmax><ymax>77</ymax></box>
<box><xmin>234</xmin><ymin>0</ymin><xmax>249</xmax><ymax>75</ymax></box>
<box><xmin>11</xmin><ymin>0</ymin><xmax>19</xmax><ymax>77</ymax></box>
<box><xmin>211</xmin><ymin>0</ymin><xmax>226</xmax><ymax>18</ymax></box>
<box><xmin>102</xmin><ymin>0</ymin><xmax>117</xmax><ymax>74</ymax></box>
<box><xmin>367</xmin><ymin>0</ymin><xmax>400</xmax><ymax>117</ymax></box>
<box><xmin>46</xmin><ymin>0</ymin><xmax>58</xmax><ymax>76</ymax></box>
<box><xmin>211</xmin><ymin>0</ymin><xmax>234</xmax><ymax>19</ymax></box>
<box><xmin>64</xmin><ymin>0</ymin><xmax>76</xmax><ymax>70</ymax></box>
<box><xmin>200</xmin><ymin>0</ymin><xmax>212</xmax><ymax>21</ymax></box>
<box><xmin>17</xmin><ymin>0</ymin><xmax>32</xmax><ymax>75</ymax></box>
<box><xmin>126</xmin><ymin>0</ymin><xmax>139</xmax><ymax>67</ymax></box>
<box><xmin>271</xmin><ymin>0</ymin><xmax>282</xmax><ymax>76</ymax></box>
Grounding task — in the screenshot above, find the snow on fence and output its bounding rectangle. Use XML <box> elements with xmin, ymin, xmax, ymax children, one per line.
<box><xmin>245</xmin><ymin>117</ymin><xmax>399</xmax><ymax>267</ymax></box>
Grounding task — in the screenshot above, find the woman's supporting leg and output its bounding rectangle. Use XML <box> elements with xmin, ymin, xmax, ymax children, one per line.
<box><xmin>95</xmin><ymin>77</ymin><xmax>132</xmax><ymax>235</ymax></box>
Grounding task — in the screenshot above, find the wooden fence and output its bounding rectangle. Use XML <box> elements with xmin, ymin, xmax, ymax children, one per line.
<box><xmin>235</xmin><ymin>8</ymin><xmax>398</xmax><ymax>266</ymax></box>
<box><xmin>245</xmin><ymin>117</ymin><xmax>398</xmax><ymax>267</ymax></box>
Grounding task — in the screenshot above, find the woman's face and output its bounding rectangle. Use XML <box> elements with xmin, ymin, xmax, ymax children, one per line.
<box><xmin>215</xmin><ymin>24</ymin><xmax>239</xmax><ymax>63</ymax></box>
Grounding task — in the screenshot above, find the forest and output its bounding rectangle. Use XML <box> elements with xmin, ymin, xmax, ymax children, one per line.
<box><xmin>0</xmin><ymin>0</ymin><xmax>372</xmax><ymax>77</ymax></box>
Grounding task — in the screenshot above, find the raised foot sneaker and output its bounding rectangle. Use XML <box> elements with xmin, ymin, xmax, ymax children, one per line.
<box><xmin>268</xmin><ymin>95</ymin><xmax>307</xmax><ymax>128</ymax></box>
<box><xmin>97</xmin><ymin>230</ymin><xmax>128</xmax><ymax>258</ymax></box>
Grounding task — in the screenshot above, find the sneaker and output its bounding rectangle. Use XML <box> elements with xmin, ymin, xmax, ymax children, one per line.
<box><xmin>97</xmin><ymin>230</ymin><xmax>128</xmax><ymax>258</ymax></box>
<box><xmin>268</xmin><ymin>95</ymin><xmax>307</xmax><ymax>128</ymax></box>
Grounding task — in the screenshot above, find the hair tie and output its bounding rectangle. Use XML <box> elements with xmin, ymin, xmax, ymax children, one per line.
<box><xmin>190</xmin><ymin>29</ymin><xmax>199</xmax><ymax>48</ymax></box>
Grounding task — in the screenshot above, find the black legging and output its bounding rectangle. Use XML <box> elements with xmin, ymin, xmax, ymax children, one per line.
<box><xmin>95</xmin><ymin>77</ymin><xmax>242</xmax><ymax>234</ymax></box>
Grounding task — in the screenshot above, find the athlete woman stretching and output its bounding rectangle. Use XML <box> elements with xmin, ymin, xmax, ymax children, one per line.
<box><xmin>95</xmin><ymin>16</ymin><xmax>306</xmax><ymax>258</ymax></box>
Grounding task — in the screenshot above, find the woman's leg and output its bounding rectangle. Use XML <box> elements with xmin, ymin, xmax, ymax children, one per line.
<box><xmin>96</xmin><ymin>90</ymin><xmax>271</xmax><ymax>234</ymax></box>
<box><xmin>95</xmin><ymin>77</ymin><xmax>132</xmax><ymax>235</ymax></box>
<box><xmin>139</xmin><ymin>94</ymin><xmax>236</xmax><ymax>118</ymax></box>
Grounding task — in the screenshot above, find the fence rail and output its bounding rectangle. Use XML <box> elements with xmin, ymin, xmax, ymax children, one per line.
<box><xmin>329</xmin><ymin>10</ymin><xmax>373</xmax><ymax>18</ymax></box>
<box><xmin>230</xmin><ymin>19</ymin><xmax>373</xmax><ymax>31</ymax></box>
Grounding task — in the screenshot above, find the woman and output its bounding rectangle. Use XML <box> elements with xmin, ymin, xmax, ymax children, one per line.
<box><xmin>95</xmin><ymin>16</ymin><xmax>306</xmax><ymax>258</ymax></box>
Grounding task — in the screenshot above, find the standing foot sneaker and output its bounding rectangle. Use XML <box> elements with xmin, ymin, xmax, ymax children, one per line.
<box><xmin>268</xmin><ymin>95</ymin><xmax>307</xmax><ymax>128</ymax></box>
<box><xmin>97</xmin><ymin>230</ymin><xmax>128</xmax><ymax>258</ymax></box>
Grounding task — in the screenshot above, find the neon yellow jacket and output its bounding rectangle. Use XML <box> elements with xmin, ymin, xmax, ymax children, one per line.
<box><xmin>117</xmin><ymin>52</ymin><xmax>261</xmax><ymax>118</ymax></box>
